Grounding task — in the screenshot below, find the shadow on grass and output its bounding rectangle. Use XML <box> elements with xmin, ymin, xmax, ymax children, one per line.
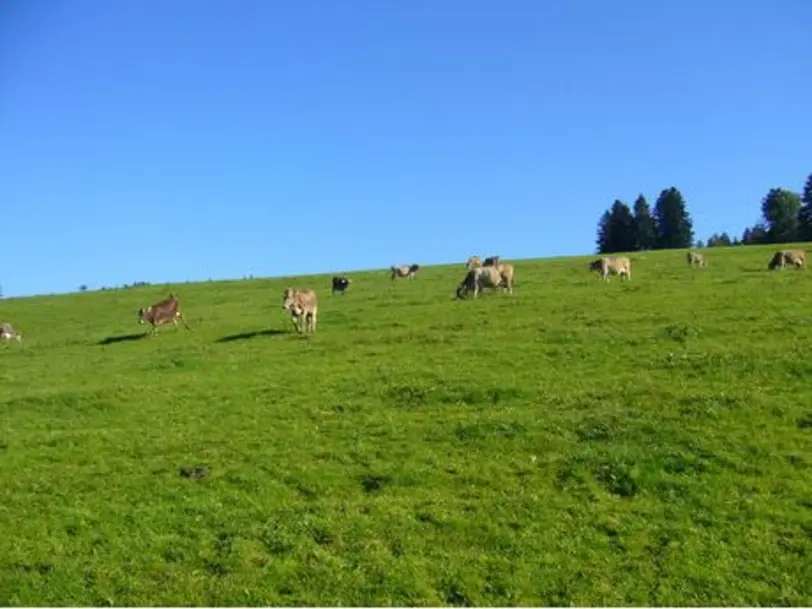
<box><xmin>98</xmin><ymin>333</ymin><xmax>147</xmax><ymax>345</ymax></box>
<box><xmin>216</xmin><ymin>329</ymin><xmax>287</xmax><ymax>343</ymax></box>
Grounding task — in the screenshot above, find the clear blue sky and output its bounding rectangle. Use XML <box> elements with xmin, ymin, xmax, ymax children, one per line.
<box><xmin>1</xmin><ymin>0</ymin><xmax>810</xmax><ymax>297</ymax></box>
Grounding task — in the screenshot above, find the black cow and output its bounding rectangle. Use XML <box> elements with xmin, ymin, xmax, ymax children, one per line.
<box><xmin>331</xmin><ymin>276</ymin><xmax>352</xmax><ymax>295</ymax></box>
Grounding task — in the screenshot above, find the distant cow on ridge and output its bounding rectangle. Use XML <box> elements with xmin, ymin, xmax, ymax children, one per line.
<box><xmin>687</xmin><ymin>252</ymin><xmax>707</xmax><ymax>267</ymax></box>
<box><xmin>768</xmin><ymin>249</ymin><xmax>806</xmax><ymax>270</ymax></box>
<box><xmin>282</xmin><ymin>288</ymin><xmax>318</xmax><ymax>334</ymax></box>
<box><xmin>138</xmin><ymin>294</ymin><xmax>190</xmax><ymax>336</ymax></box>
<box><xmin>590</xmin><ymin>256</ymin><xmax>631</xmax><ymax>281</ymax></box>
<box><xmin>331</xmin><ymin>276</ymin><xmax>351</xmax><ymax>295</ymax></box>
<box><xmin>391</xmin><ymin>264</ymin><xmax>419</xmax><ymax>281</ymax></box>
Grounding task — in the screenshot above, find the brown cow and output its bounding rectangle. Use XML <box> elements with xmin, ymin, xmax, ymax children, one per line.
<box><xmin>391</xmin><ymin>264</ymin><xmax>419</xmax><ymax>281</ymax></box>
<box><xmin>590</xmin><ymin>256</ymin><xmax>631</xmax><ymax>281</ymax></box>
<box><xmin>768</xmin><ymin>249</ymin><xmax>806</xmax><ymax>270</ymax></box>
<box><xmin>0</xmin><ymin>322</ymin><xmax>22</xmax><ymax>342</ymax></box>
<box><xmin>137</xmin><ymin>293</ymin><xmax>190</xmax><ymax>335</ymax></box>
<box><xmin>282</xmin><ymin>288</ymin><xmax>318</xmax><ymax>334</ymax></box>
<box><xmin>456</xmin><ymin>263</ymin><xmax>515</xmax><ymax>299</ymax></box>
<box><xmin>687</xmin><ymin>251</ymin><xmax>707</xmax><ymax>267</ymax></box>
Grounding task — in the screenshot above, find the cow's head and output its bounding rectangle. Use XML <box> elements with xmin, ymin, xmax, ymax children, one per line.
<box><xmin>589</xmin><ymin>259</ymin><xmax>603</xmax><ymax>272</ymax></box>
<box><xmin>138</xmin><ymin>306</ymin><xmax>152</xmax><ymax>324</ymax></box>
<box><xmin>282</xmin><ymin>288</ymin><xmax>296</xmax><ymax>310</ymax></box>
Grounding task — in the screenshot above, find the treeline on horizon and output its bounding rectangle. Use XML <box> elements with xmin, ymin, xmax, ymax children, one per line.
<box><xmin>595</xmin><ymin>171</ymin><xmax>812</xmax><ymax>253</ymax></box>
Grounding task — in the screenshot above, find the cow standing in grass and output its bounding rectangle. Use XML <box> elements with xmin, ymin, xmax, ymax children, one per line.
<box><xmin>590</xmin><ymin>256</ymin><xmax>631</xmax><ymax>282</ymax></box>
<box><xmin>282</xmin><ymin>288</ymin><xmax>318</xmax><ymax>334</ymax></box>
<box><xmin>390</xmin><ymin>264</ymin><xmax>419</xmax><ymax>281</ymax></box>
<box><xmin>456</xmin><ymin>263</ymin><xmax>515</xmax><ymax>299</ymax></box>
<box><xmin>687</xmin><ymin>252</ymin><xmax>707</xmax><ymax>267</ymax></box>
<box><xmin>138</xmin><ymin>293</ymin><xmax>190</xmax><ymax>336</ymax></box>
<box><xmin>331</xmin><ymin>276</ymin><xmax>351</xmax><ymax>295</ymax></box>
<box><xmin>768</xmin><ymin>250</ymin><xmax>806</xmax><ymax>270</ymax></box>
<box><xmin>0</xmin><ymin>322</ymin><xmax>22</xmax><ymax>342</ymax></box>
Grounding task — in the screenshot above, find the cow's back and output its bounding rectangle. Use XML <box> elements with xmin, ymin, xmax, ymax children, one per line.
<box><xmin>480</xmin><ymin>266</ymin><xmax>503</xmax><ymax>286</ymax></box>
<box><xmin>609</xmin><ymin>256</ymin><xmax>631</xmax><ymax>270</ymax></box>
<box><xmin>297</xmin><ymin>289</ymin><xmax>318</xmax><ymax>311</ymax></box>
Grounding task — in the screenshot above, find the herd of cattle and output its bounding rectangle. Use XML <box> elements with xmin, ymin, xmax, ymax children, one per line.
<box><xmin>0</xmin><ymin>248</ymin><xmax>807</xmax><ymax>341</ymax></box>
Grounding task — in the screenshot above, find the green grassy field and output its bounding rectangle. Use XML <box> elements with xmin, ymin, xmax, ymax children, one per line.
<box><xmin>1</xmin><ymin>244</ymin><xmax>810</xmax><ymax>606</ymax></box>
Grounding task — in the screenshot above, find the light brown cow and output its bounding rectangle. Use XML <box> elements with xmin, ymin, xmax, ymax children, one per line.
<box><xmin>687</xmin><ymin>251</ymin><xmax>707</xmax><ymax>267</ymax></box>
<box><xmin>0</xmin><ymin>322</ymin><xmax>22</xmax><ymax>342</ymax></box>
<box><xmin>456</xmin><ymin>263</ymin><xmax>515</xmax><ymax>299</ymax></box>
<box><xmin>465</xmin><ymin>255</ymin><xmax>482</xmax><ymax>270</ymax></box>
<box><xmin>138</xmin><ymin>293</ymin><xmax>190</xmax><ymax>335</ymax></box>
<box><xmin>590</xmin><ymin>256</ymin><xmax>631</xmax><ymax>281</ymax></box>
<box><xmin>390</xmin><ymin>264</ymin><xmax>419</xmax><ymax>281</ymax></box>
<box><xmin>282</xmin><ymin>288</ymin><xmax>318</xmax><ymax>334</ymax></box>
<box><xmin>768</xmin><ymin>249</ymin><xmax>806</xmax><ymax>270</ymax></box>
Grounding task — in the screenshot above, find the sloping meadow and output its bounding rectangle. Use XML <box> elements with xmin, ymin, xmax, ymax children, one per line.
<box><xmin>0</xmin><ymin>245</ymin><xmax>810</xmax><ymax>605</ymax></box>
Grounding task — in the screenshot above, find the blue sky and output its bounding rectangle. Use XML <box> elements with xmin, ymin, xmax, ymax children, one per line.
<box><xmin>1</xmin><ymin>0</ymin><xmax>810</xmax><ymax>297</ymax></box>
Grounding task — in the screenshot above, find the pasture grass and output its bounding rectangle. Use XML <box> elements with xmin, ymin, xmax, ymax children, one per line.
<box><xmin>1</xmin><ymin>244</ymin><xmax>811</xmax><ymax>606</ymax></box>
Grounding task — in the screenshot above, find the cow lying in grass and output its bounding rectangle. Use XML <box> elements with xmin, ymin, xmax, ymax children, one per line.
<box><xmin>138</xmin><ymin>293</ymin><xmax>190</xmax><ymax>336</ymax></box>
<box><xmin>768</xmin><ymin>249</ymin><xmax>806</xmax><ymax>270</ymax></box>
<box><xmin>456</xmin><ymin>263</ymin><xmax>515</xmax><ymax>299</ymax></box>
<box><xmin>282</xmin><ymin>288</ymin><xmax>318</xmax><ymax>334</ymax></box>
<box><xmin>590</xmin><ymin>256</ymin><xmax>631</xmax><ymax>281</ymax></box>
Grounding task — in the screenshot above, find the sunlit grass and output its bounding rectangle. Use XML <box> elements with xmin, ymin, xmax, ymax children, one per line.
<box><xmin>0</xmin><ymin>243</ymin><xmax>810</xmax><ymax>605</ymax></box>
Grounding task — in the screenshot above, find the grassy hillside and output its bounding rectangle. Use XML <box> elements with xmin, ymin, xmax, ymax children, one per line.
<box><xmin>1</xmin><ymin>244</ymin><xmax>810</xmax><ymax>606</ymax></box>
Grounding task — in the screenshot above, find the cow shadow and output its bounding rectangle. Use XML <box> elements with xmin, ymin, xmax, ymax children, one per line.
<box><xmin>98</xmin><ymin>332</ymin><xmax>148</xmax><ymax>345</ymax></box>
<box><xmin>216</xmin><ymin>329</ymin><xmax>287</xmax><ymax>343</ymax></box>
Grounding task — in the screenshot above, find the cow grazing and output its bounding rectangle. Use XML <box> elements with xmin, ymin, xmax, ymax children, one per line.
<box><xmin>331</xmin><ymin>276</ymin><xmax>351</xmax><ymax>295</ymax></box>
<box><xmin>390</xmin><ymin>264</ymin><xmax>419</xmax><ymax>281</ymax></box>
<box><xmin>456</xmin><ymin>263</ymin><xmax>515</xmax><ymax>299</ymax></box>
<box><xmin>482</xmin><ymin>256</ymin><xmax>501</xmax><ymax>267</ymax></box>
<box><xmin>282</xmin><ymin>288</ymin><xmax>318</xmax><ymax>334</ymax></box>
<box><xmin>590</xmin><ymin>256</ymin><xmax>631</xmax><ymax>281</ymax></box>
<box><xmin>687</xmin><ymin>251</ymin><xmax>707</xmax><ymax>267</ymax></box>
<box><xmin>768</xmin><ymin>249</ymin><xmax>806</xmax><ymax>270</ymax></box>
<box><xmin>137</xmin><ymin>293</ymin><xmax>190</xmax><ymax>335</ymax></box>
<box><xmin>466</xmin><ymin>255</ymin><xmax>482</xmax><ymax>270</ymax></box>
<box><xmin>0</xmin><ymin>322</ymin><xmax>22</xmax><ymax>342</ymax></box>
